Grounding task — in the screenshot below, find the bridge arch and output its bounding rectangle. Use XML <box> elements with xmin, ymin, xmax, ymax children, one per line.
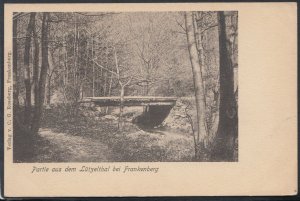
<box><xmin>79</xmin><ymin>96</ymin><xmax>177</xmax><ymax>128</ymax></box>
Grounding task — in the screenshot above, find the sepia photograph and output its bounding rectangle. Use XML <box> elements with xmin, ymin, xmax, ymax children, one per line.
<box><xmin>12</xmin><ymin>11</ymin><xmax>238</xmax><ymax>163</ymax></box>
<box><xmin>4</xmin><ymin>2</ymin><xmax>297</xmax><ymax>197</ymax></box>
<box><xmin>11</xmin><ymin>11</ymin><xmax>238</xmax><ymax>163</ymax></box>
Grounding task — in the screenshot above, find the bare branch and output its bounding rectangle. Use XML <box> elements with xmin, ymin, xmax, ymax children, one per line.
<box><xmin>13</xmin><ymin>12</ymin><xmax>30</xmax><ymax>21</ymax></box>
<box><xmin>175</xmin><ymin>18</ymin><xmax>186</xmax><ymax>33</ymax></box>
<box><xmin>86</xmin><ymin>55</ymin><xmax>117</xmax><ymax>76</ymax></box>
<box><xmin>93</xmin><ymin>59</ymin><xmax>118</xmax><ymax>76</ymax></box>
<box><xmin>171</xmin><ymin>30</ymin><xmax>187</xmax><ymax>35</ymax></box>
<box><xmin>200</xmin><ymin>24</ymin><xmax>218</xmax><ymax>34</ymax></box>
<box><xmin>124</xmin><ymin>76</ymin><xmax>133</xmax><ymax>87</ymax></box>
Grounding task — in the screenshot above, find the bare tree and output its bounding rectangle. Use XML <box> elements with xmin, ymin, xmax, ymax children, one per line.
<box><xmin>23</xmin><ymin>12</ymin><xmax>36</xmax><ymax>128</ymax></box>
<box><xmin>46</xmin><ymin>51</ymin><xmax>56</xmax><ymax>106</ymax></box>
<box><xmin>32</xmin><ymin>13</ymin><xmax>40</xmax><ymax>109</ymax></box>
<box><xmin>114</xmin><ymin>47</ymin><xmax>132</xmax><ymax>130</ymax></box>
<box><xmin>31</xmin><ymin>13</ymin><xmax>50</xmax><ymax>133</ymax></box>
<box><xmin>184</xmin><ymin>12</ymin><xmax>208</xmax><ymax>160</ymax></box>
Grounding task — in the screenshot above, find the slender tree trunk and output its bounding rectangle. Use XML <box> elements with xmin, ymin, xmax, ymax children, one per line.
<box><xmin>105</xmin><ymin>73</ymin><xmax>113</xmax><ymax>114</ymax></box>
<box><xmin>80</xmin><ymin>84</ymin><xmax>83</xmax><ymax>99</ymax></box>
<box><xmin>99</xmin><ymin>45</ymin><xmax>103</xmax><ymax>96</ymax></box>
<box><xmin>31</xmin><ymin>12</ymin><xmax>50</xmax><ymax>133</ymax></box>
<box><xmin>64</xmin><ymin>30</ymin><xmax>68</xmax><ymax>86</ymax></box>
<box><xmin>73</xmin><ymin>15</ymin><xmax>77</xmax><ymax>88</ymax></box>
<box><xmin>103</xmin><ymin>71</ymin><xmax>107</xmax><ymax>96</ymax></box>
<box><xmin>83</xmin><ymin>40</ymin><xmax>89</xmax><ymax>98</ymax></box>
<box><xmin>47</xmin><ymin>76</ymin><xmax>51</xmax><ymax>105</ymax></box>
<box><xmin>209</xmin><ymin>87</ymin><xmax>219</xmax><ymax>142</ymax></box>
<box><xmin>46</xmin><ymin>52</ymin><xmax>54</xmax><ymax>106</ymax></box>
<box><xmin>193</xmin><ymin>12</ymin><xmax>209</xmax><ymax>135</ymax></box>
<box><xmin>92</xmin><ymin>38</ymin><xmax>95</xmax><ymax>97</ymax></box>
<box><xmin>113</xmin><ymin>47</ymin><xmax>132</xmax><ymax>131</ymax></box>
<box><xmin>32</xmin><ymin>16</ymin><xmax>40</xmax><ymax>108</ymax></box>
<box><xmin>118</xmin><ymin>85</ymin><xmax>125</xmax><ymax>130</ymax></box>
<box><xmin>23</xmin><ymin>12</ymin><xmax>36</xmax><ymax>128</ymax></box>
<box><xmin>184</xmin><ymin>11</ymin><xmax>208</xmax><ymax>160</ymax></box>
<box><xmin>146</xmin><ymin>64</ymin><xmax>150</xmax><ymax>95</ymax></box>
<box><xmin>13</xmin><ymin>18</ymin><xmax>20</xmax><ymax>108</ymax></box>
<box><xmin>62</xmin><ymin>28</ymin><xmax>68</xmax><ymax>104</ymax></box>
<box><xmin>213</xmin><ymin>11</ymin><xmax>238</xmax><ymax>161</ymax></box>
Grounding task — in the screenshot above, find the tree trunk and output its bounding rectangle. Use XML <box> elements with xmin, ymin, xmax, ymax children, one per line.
<box><xmin>32</xmin><ymin>19</ymin><xmax>39</xmax><ymax>107</ymax></box>
<box><xmin>46</xmin><ymin>51</ymin><xmax>54</xmax><ymax>106</ymax></box>
<box><xmin>118</xmin><ymin>85</ymin><xmax>125</xmax><ymax>130</ymax></box>
<box><xmin>105</xmin><ymin>73</ymin><xmax>113</xmax><ymax>114</ymax></box>
<box><xmin>73</xmin><ymin>15</ymin><xmax>78</xmax><ymax>88</ymax></box>
<box><xmin>213</xmin><ymin>11</ymin><xmax>238</xmax><ymax>161</ymax></box>
<box><xmin>184</xmin><ymin>11</ymin><xmax>208</xmax><ymax>160</ymax></box>
<box><xmin>92</xmin><ymin>38</ymin><xmax>95</xmax><ymax>97</ymax></box>
<box><xmin>23</xmin><ymin>12</ymin><xmax>36</xmax><ymax>128</ymax></box>
<box><xmin>103</xmin><ymin>71</ymin><xmax>107</xmax><ymax>96</ymax></box>
<box><xmin>47</xmin><ymin>76</ymin><xmax>51</xmax><ymax>105</ymax></box>
<box><xmin>113</xmin><ymin>47</ymin><xmax>132</xmax><ymax>131</ymax></box>
<box><xmin>31</xmin><ymin>13</ymin><xmax>50</xmax><ymax>134</ymax></box>
<box><xmin>13</xmin><ymin>17</ymin><xmax>19</xmax><ymax>108</ymax></box>
<box><xmin>209</xmin><ymin>87</ymin><xmax>220</xmax><ymax>142</ymax></box>
<box><xmin>193</xmin><ymin>12</ymin><xmax>209</xmax><ymax>135</ymax></box>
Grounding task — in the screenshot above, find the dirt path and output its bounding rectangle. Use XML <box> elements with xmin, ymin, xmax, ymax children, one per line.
<box><xmin>33</xmin><ymin>125</ymin><xmax>194</xmax><ymax>162</ymax></box>
<box><xmin>36</xmin><ymin>128</ymin><xmax>112</xmax><ymax>162</ymax></box>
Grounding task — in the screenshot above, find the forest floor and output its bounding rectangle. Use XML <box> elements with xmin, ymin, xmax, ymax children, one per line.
<box><xmin>14</xmin><ymin>99</ymin><xmax>197</xmax><ymax>162</ymax></box>
<box><xmin>32</xmin><ymin>127</ymin><xmax>194</xmax><ymax>162</ymax></box>
<box><xmin>35</xmin><ymin>128</ymin><xmax>112</xmax><ymax>162</ymax></box>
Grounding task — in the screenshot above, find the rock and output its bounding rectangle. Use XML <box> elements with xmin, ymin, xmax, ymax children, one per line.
<box><xmin>101</xmin><ymin>115</ymin><xmax>118</xmax><ymax>121</ymax></box>
<box><xmin>95</xmin><ymin>107</ymin><xmax>102</xmax><ymax>112</ymax></box>
<box><xmin>94</xmin><ymin>110</ymin><xmax>103</xmax><ymax>117</ymax></box>
<box><xmin>162</xmin><ymin>98</ymin><xmax>196</xmax><ymax>133</ymax></box>
<box><xmin>80</xmin><ymin>110</ymin><xmax>94</xmax><ymax>117</ymax></box>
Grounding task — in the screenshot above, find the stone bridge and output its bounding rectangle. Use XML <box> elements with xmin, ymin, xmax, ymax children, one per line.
<box><xmin>79</xmin><ymin>96</ymin><xmax>177</xmax><ymax>128</ymax></box>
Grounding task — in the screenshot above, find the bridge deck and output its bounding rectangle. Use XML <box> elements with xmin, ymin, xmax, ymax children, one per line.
<box><xmin>80</xmin><ymin>96</ymin><xmax>177</xmax><ymax>106</ymax></box>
